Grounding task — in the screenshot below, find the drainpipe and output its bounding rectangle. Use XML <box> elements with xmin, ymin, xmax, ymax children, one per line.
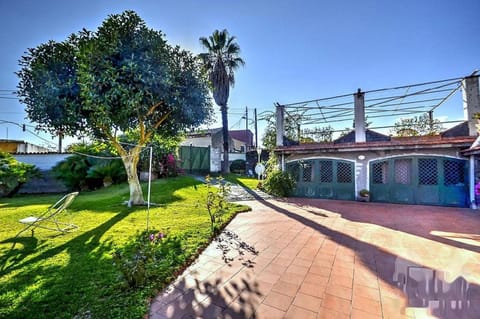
<box><xmin>354</xmin><ymin>89</ymin><xmax>366</xmax><ymax>143</ymax></box>
<box><xmin>470</xmin><ymin>155</ymin><xmax>477</xmax><ymax>209</ymax></box>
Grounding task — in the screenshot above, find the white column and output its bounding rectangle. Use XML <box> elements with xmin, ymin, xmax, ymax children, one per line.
<box><xmin>354</xmin><ymin>89</ymin><xmax>366</xmax><ymax>143</ymax></box>
<box><xmin>470</xmin><ymin>155</ymin><xmax>477</xmax><ymax>209</ymax></box>
<box><xmin>462</xmin><ymin>75</ymin><xmax>480</xmax><ymax>136</ymax></box>
<box><xmin>276</xmin><ymin>103</ymin><xmax>285</xmax><ymax>147</ymax></box>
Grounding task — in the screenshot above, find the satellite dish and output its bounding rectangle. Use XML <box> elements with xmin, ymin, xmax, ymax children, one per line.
<box><xmin>255</xmin><ymin>163</ymin><xmax>265</xmax><ymax>178</ymax></box>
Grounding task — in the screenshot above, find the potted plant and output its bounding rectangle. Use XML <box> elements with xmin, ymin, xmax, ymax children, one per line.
<box><xmin>358</xmin><ymin>189</ymin><xmax>370</xmax><ymax>202</ymax></box>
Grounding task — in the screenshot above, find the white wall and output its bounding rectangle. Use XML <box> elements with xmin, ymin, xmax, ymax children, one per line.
<box><xmin>13</xmin><ymin>153</ymin><xmax>70</xmax><ymax>170</ymax></box>
<box><xmin>180</xmin><ymin>136</ymin><xmax>212</xmax><ymax>148</ymax></box>
<box><xmin>209</xmin><ymin>149</ymin><xmax>246</xmax><ymax>173</ymax></box>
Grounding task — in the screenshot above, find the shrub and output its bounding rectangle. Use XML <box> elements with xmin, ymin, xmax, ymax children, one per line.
<box><xmin>229</xmin><ymin>159</ymin><xmax>246</xmax><ymax>174</ymax></box>
<box><xmin>52</xmin><ymin>155</ymin><xmax>95</xmax><ymax>191</ymax></box>
<box><xmin>159</xmin><ymin>153</ymin><xmax>181</xmax><ymax>177</ymax></box>
<box><xmin>112</xmin><ymin>230</ymin><xmax>183</xmax><ymax>288</ymax></box>
<box><xmin>0</xmin><ymin>151</ymin><xmax>40</xmax><ymax>197</ymax></box>
<box><xmin>55</xmin><ymin>142</ymin><xmax>127</xmax><ymax>190</ymax></box>
<box><xmin>205</xmin><ymin>175</ymin><xmax>230</xmax><ymax>234</ymax></box>
<box><xmin>87</xmin><ymin>159</ymin><xmax>127</xmax><ymax>186</ymax></box>
<box><xmin>263</xmin><ymin>170</ymin><xmax>296</xmax><ymax>197</ymax></box>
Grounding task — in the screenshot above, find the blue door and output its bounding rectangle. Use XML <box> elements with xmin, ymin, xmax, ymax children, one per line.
<box><xmin>370</xmin><ymin>156</ymin><xmax>468</xmax><ymax>207</ymax></box>
<box><xmin>287</xmin><ymin>159</ymin><xmax>355</xmax><ymax>200</ymax></box>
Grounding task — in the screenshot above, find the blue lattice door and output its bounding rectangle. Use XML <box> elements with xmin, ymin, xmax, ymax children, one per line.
<box><xmin>287</xmin><ymin>159</ymin><xmax>355</xmax><ymax>200</ymax></box>
<box><xmin>370</xmin><ymin>156</ymin><xmax>468</xmax><ymax>207</ymax></box>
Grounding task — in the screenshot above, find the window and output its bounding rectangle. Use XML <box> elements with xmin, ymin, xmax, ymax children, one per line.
<box><xmin>301</xmin><ymin>161</ymin><xmax>314</xmax><ymax>182</ymax></box>
<box><xmin>444</xmin><ymin>160</ymin><xmax>465</xmax><ymax>186</ymax></box>
<box><xmin>395</xmin><ymin>159</ymin><xmax>411</xmax><ymax>184</ymax></box>
<box><xmin>418</xmin><ymin>158</ymin><xmax>438</xmax><ymax>185</ymax></box>
<box><xmin>337</xmin><ymin>162</ymin><xmax>353</xmax><ymax>183</ymax></box>
<box><xmin>319</xmin><ymin>160</ymin><xmax>333</xmax><ymax>183</ymax></box>
<box><xmin>372</xmin><ymin>161</ymin><xmax>389</xmax><ymax>184</ymax></box>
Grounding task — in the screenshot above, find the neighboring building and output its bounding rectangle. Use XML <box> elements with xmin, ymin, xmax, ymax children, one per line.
<box><xmin>229</xmin><ymin>130</ymin><xmax>254</xmax><ymax>152</ymax></box>
<box><xmin>0</xmin><ymin>139</ymin><xmax>52</xmax><ymax>154</ymax></box>
<box><xmin>180</xmin><ymin>128</ymin><xmax>254</xmax><ymax>152</ymax></box>
<box><xmin>275</xmin><ymin>75</ymin><xmax>480</xmax><ymax>208</ymax></box>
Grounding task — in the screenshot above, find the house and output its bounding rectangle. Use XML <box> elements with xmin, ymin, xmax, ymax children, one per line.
<box><xmin>229</xmin><ymin>130</ymin><xmax>254</xmax><ymax>152</ymax></box>
<box><xmin>274</xmin><ymin>75</ymin><xmax>480</xmax><ymax>208</ymax></box>
<box><xmin>180</xmin><ymin>128</ymin><xmax>254</xmax><ymax>152</ymax></box>
<box><xmin>0</xmin><ymin>139</ymin><xmax>52</xmax><ymax>154</ymax></box>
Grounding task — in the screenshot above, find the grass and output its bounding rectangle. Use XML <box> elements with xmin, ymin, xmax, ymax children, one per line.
<box><xmin>0</xmin><ymin>176</ymin><xmax>248</xmax><ymax>319</ymax></box>
<box><xmin>223</xmin><ymin>173</ymin><xmax>260</xmax><ymax>190</ymax></box>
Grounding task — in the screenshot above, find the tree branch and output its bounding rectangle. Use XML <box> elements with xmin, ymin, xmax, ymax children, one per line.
<box><xmin>144</xmin><ymin>111</ymin><xmax>172</xmax><ymax>141</ymax></box>
<box><xmin>146</xmin><ymin>101</ymin><xmax>163</xmax><ymax>117</ymax></box>
<box><xmin>99</xmin><ymin>124</ymin><xmax>127</xmax><ymax>157</ymax></box>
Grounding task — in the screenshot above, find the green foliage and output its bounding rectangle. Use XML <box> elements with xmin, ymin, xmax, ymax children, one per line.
<box><xmin>263</xmin><ymin>170</ymin><xmax>296</xmax><ymax>197</ymax></box>
<box><xmin>87</xmin><ymin>160</ymin><xmax>127</xmax><ymax>185</ymax></box>
<box><xmin>204</xmin><ymin>175</ymin><xmax>230</xmax><ymax>234</ymax></box>
<box><xmin>359</xmin><ymin>189</ymin><xmax>370</xmax><ymax>197</ymax></box>
<box><xmin>17</xmin><ymin>10</ymin><xmax>213</xmax><ymax>204</ymax></box>
<box><xmin>229</xmin><ymin>159</ymin><xmax>246</xmax><ymax>174</ymax></box>
<box><xmin>264</xmin><ymin>152</ymin><xmax>280</xmax><ymax>177</ymax></box>
<box><xmin>261</xmin><ymin>111</ymin><xmax>302</xmax><ymax>151</ymax></box>
<box><xmin>52</xmin><ymin>155</ymin><xmax>93</xmax><ymax>191</ymax></box>
<box><xmin>53</xmin><ymin>142</ymin><xmax>126</xmax><ymax>190</ymax></box>
<box><xmin>390</xmin><ymin>113</ymin><xmax>443</xmax><ymax>137</ymax></box>
<box><xmin>302</xmin><ymin>125</ymin><xmax>334</xmax><ymax>142</ymax></box>
<box><xmin>199</xmin><ymin>29</ymin><xmax>244</xmax><ymax>173</ymax></box>
<box><xmin>0</xmin><ymin>152</ymin><xmax>40</xmax><ymax>197</ymax></box>
<box><xmin>120</xmin><ymin>131</ymin><xmax>182</xmax><ymax>176</ymax></box>
<box><xmin>112</xmin><ymin>230</ymin><xmax>183</xmax><ymax>288</ymax></box>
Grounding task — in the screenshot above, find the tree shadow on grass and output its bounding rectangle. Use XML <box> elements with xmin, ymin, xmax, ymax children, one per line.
<box><xmin>260</xmin><ymin>199</ymin><xmax>480</xmax><ymax>318</ymax></box>
<box><xmin>0</xmin><ymin>208</ymin><xmax>131</xmax><ymax>318</ymax></box>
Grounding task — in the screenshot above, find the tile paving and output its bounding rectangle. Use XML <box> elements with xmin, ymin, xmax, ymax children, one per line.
<box><xmin>149</xmin><ymin>198</ymin><xmax>480</xmax><ymax>318</ymax></box>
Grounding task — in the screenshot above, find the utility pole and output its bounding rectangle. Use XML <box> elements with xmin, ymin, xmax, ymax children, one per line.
<box><xmin>245</xmin><ymin>106</ymin><xmax>248</xmax><ymax>152</ymax></box>
<box><xmin>254</xmin><ymin>108</ymin><xmax>258</xmax><ymax>148</ymax></box>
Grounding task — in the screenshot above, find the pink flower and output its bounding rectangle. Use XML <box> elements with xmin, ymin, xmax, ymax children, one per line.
<box><xmin>475</xmin><ymin>182</ymin><xmax>480</xmax><ymax>196</ymax></box>
<box><xmin>166</xmin><ymin>154</ymin><xmax>175</xmax><ymax>165</ymax></box>
<box><xmin>149</xmin><ymin>233</ymin><xmax>155</xmax><ymax>242</ymax></box>
<box><xmin>157</xmin><ymin>232</ymin><xmax>165</xmax><ymax>239</ymax></box>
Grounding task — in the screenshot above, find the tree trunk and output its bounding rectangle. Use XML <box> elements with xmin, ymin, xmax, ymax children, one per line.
<box><xmin>122</xmin><ymin>151</ymin><xmax>145</xmax><ymax>206</ymax></box>
<box><xmin>221</xmin><ymin>104</ymin><xmax>230</xmax><ymax>174</ymax></box>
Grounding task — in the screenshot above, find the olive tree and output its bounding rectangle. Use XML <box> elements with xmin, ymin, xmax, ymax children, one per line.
<box><xmin>17</xmin><ymin>11</ymin><xmax>212</xmax><ymax>205</ymax></box>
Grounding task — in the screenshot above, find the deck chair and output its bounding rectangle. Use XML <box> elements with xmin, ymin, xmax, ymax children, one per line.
<box><xmin>15</xmin><ymin>192</ymin><xmax>79</xmax><ymax>238</ymax></box>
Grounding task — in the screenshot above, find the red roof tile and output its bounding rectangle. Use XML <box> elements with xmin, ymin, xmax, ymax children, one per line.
<box><xmin>275</xmin><ymin>135</ymin><xmax>476</xmax><ymax>153</ymax></box>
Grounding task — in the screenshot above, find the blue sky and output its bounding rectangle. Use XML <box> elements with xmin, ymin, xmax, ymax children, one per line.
<box><xmin>0</xmin><ymin>0</ymin><xmax>478</xmax><ymax>148</ymax></box>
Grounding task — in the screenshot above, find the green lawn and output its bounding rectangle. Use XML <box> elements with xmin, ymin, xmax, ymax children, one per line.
<box><xmin>0</xmin><ymin>176</ymin><xmax>248</xmax><ymax>319</ymax></box>
<box><xmin>223</xmin><ymin>173</ymin><xmax>260</xmax><ymax>190</ymax></box>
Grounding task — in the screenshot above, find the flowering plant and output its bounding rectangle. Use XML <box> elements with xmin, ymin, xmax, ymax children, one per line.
<box><xmin>112</xmin><ymin>230</ymin><xmax>169</xmax><ymax>288</ymax></box>
<box><xmin>475</xmin><ymin>182</ymin><xmax>480</xmax><ymax>196</ymax></box>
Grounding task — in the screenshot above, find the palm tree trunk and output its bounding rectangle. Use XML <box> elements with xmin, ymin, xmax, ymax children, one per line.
<box><xmin>221</xmin><ymin>104</ymin><xmax>230</xmax><ymax>173</ymax></box>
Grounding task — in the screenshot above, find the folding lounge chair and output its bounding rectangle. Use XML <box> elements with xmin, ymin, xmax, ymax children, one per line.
<box><xmin>15</xmin><ymin>192</ymin><xmax>80</xmax><ymax>237</ymax></box>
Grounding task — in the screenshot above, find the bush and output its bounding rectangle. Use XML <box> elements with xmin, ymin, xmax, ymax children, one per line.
<box><xmin>229</xmin><ymin>159</ymin><xmax>246</xmax><ymax>174</ymax></box>
<box><xmin>263</xmin><ymin>170</ymin><xmax>296</xmax><ymax>197</ymax></box>
<box><xmin>54</xmin><ymin>142</ymin><xmax>127</xmax><ymax>191</ymax></box>
<box><xmin>0</xmin><ymin>151</ymin><xmax>40</xmax><ymax>197</ymax></box>
<box><xmin>87</xmin><ymin>159</ymin><xmax>127</xmax><ymax>186</ymax></box>
<box><xmin>112</xmin><ymin>230</ymin><xmax>183</xmax><ymax>288</ymax></box>
<box><xmin>159</xmin><ymin>153</ymin><xmax>181</xmax><ymax>177</ymax></box>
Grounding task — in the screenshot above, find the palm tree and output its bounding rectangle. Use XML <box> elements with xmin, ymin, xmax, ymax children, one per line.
<box><xmin>199</xmin><ymin>29</ymin><xmax>245</xmax><ymax>173</ymax></box>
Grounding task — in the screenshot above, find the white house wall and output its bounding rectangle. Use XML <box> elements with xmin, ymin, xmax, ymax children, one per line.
<box><xmin>180</xmin><ymin>136</ymin><xmax>212</xmax><ymax>148</ymax></box>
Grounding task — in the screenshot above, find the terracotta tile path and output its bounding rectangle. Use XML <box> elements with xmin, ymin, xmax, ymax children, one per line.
<box><xmin>149</xmin><ymin>198</ymin><xmax>480</xmax><ymax>319</ymax></box>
